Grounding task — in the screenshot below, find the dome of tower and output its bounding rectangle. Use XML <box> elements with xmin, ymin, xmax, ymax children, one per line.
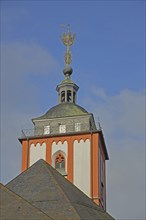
<box><xmin>33</xmin><ymin>103</ymin><xmax>88</xmax><ymax>120</ymax></box>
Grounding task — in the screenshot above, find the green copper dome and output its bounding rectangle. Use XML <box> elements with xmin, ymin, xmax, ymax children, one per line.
<box><xmin>33</xmin><ymin>103</ymin><xmax>88</xmax><ymax>120</ymax></box>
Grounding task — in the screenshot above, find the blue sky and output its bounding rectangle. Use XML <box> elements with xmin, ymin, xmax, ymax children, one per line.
<box><xmin>1</xmin><ymin>1</ymin><xmax>145</xmax><ymax>219</ymax></box>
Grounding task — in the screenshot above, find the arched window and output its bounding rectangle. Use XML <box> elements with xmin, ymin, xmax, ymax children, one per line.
<box><xmin>61</xmin><ymin>91</ymin><xmax>65</xmax><ymax>102</ymax></box>
<box><xmin>67</xmin><ymin>90</ymin><xmax>72</xmax><ymax>102</ymax></box>
<box><xmin>55</xmin><ymin>153</ymin><xmax>65</xmax><ymax>170</ymax></box>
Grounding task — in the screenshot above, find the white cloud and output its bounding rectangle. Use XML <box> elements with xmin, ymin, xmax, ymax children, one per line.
<box><xmin>83</xmin><ymin>88</ymin><xmax>145</xmax><ymax>219</ymax></box>
<box><xmin>1</xmin><ymin>42</ymin><xmax>59</xmax><ymax>77</ymax></box>
<box><xmin>1</xmin><ymin>42</ymin><xmax>60</xmax><ymax>183</ymax></box>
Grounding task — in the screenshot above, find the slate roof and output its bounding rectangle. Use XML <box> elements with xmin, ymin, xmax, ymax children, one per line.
<box><xmin>5</xmin><ymin>159</ymin><xmax>115</xmax><ymax>220</ymax></box>
<box><xmin>32</xmin><ymin>103</ymin><xmax>88</xmax><ymax>120</ymax></box>
<box><xmin>0</xmin><ymin>183</ymin><xmax>52</xmax><ymax>220</ymax></box>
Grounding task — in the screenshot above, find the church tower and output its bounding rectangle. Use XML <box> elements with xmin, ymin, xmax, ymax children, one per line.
<box><xmin>19</xmin><ymin>26</ymin><xmax>109</xmax><ymax>211</ymax></box>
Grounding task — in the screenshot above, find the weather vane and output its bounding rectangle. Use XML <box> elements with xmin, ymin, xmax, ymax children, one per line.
<box><xmin>61</xmin><ymin>24</ymin><xmax>76</xmax><ymax>66</ymax></box>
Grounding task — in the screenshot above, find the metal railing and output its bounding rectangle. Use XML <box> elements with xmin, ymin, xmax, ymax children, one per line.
<box><xmin>21</xmin><ymin>123</ymin><xmax>97</xmax><ymax>138</ymax></box>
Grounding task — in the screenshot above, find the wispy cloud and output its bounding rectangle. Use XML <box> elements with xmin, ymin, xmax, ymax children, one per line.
<box><xmin>83</xmin><ymin>87</ymin><xmax>145</xmax><ymax>219</ymax></box>
<box><xmin>1</xmin><ymin>42</ymin><xmax>60</xmax><ymax>183</ymax></box>
<box><xmin>1</xmin><ymin>42</ymin><xmax>59</xmax><ymax>77</ymax></box>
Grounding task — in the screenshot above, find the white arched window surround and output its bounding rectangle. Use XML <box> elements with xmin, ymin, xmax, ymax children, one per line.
<box><xmin>52</xmin><ymin>150</ymin><xmax>67</xmax><ymax>173</ymax></box>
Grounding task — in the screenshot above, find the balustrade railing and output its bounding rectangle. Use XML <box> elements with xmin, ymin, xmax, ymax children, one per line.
<box><xmin>21</xmin><ymin>123</ymin><xmax>96</xmax><ymax>138</ymax></box>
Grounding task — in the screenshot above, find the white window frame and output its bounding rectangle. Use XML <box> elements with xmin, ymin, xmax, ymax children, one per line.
<box><xmin>75</xmin><ymin>122</ymin><xmax>81</xmax><ymax>132</ymax></box>
<box><xmin>59</xmin><ymin>125</ymin><xmax>66</xmax><ymax>133</ymax></box>
<box><xmin>44</xmin><ymin>125</ymin><xmax>50</xmax><ymax>135</ymax></box>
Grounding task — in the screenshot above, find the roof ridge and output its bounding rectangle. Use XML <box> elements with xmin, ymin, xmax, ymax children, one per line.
<box><xmin>1</xmin><ymin>184</ymin><xmax>55</xmax><ymax>220</ymax></box>
<box><xmin>42</xmin><ymin>160</ymin><xmax>81</xmax><ymax>219</ymax></box>
<box><xmin>6</xmin><ymin>159</ymin><xmax>44</xmax><ymax>186</ymax></box>
<box><xmin>42</xmin><ymin>161</ymin><xmax>100</xmax><ymax>216</ymax></box>
<box><xmin>43</xmin><ymin>162</ymin><xmax>114</xmax><ymax>219</ymax></box>
<box><xmin>4</xmin><ymin>160</ymin><xmax>114</xmax><ymax>219</ymax></box>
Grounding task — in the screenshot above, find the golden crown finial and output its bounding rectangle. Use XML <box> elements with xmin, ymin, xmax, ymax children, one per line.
<box><xmin>61</xmin><ymin>24</ymin><xmax>76</xmax><ymax>47</ymax></box>
<box><xmin>61</xmin><ymin>24</ymin><xmax>76</xmax><ymax>66</ymax></box>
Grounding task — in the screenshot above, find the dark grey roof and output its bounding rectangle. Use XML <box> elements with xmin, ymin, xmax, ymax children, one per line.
<box><xmin>32</xmin><ymin>103</ymin><xmax>88</xmax><ymax>120</ymax></box>
<box><xmin>0</xmin><ymin>183</ymin><xmax>52</xmax><ymax>220</ymax></box>
<box><xmin>6</xmin><ymin>159</ymin><xmax>115</xmax><ymax>220</ymax></box>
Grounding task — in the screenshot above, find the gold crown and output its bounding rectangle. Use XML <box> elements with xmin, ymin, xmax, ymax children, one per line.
<box><xmin>61</xmin><ymin>31</ymin><xmax>76</xmax><ymax>47</ymax></box>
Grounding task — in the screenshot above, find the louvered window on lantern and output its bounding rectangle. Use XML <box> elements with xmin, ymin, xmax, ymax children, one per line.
<box><xmin>67</xmin><ymin>90</ymin><xmax>72</xmax><ymax>102</ymax></box>
<box><xmin>61</xmin><ymin>91</ymin><xmax>65</xmax><ymax>102</ymax></box>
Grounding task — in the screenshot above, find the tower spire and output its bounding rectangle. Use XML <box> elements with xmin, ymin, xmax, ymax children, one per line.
<box><xmin>56</xmin><ymin>25</ymin><xmax>78</xmax><ymax>104</ymax></box>
<box><xmin>61</xmin><ymin>24</ymin><xmax>76</xmax><ymax>78</ymax></box>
